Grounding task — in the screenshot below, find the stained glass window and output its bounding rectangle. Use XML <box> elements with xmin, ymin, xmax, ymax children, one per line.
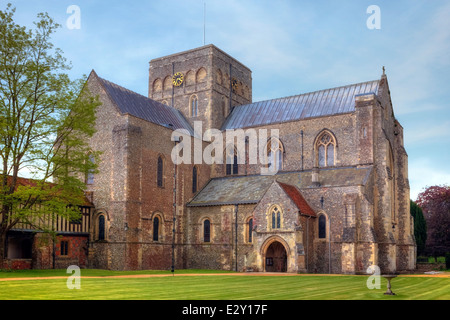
<box><xmin>191</xmin><ymin>96</ymin><xmax>198</xmax><ymax>117</ymax></box>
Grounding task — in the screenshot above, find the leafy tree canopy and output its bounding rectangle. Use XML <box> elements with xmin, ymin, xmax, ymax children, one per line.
<box><xmin>416</xmin><ymin>185</ymin><xmax>450</xmax><ymax>257</ymax></box>
<box><xmin>0</xmin><ymin>4</ymin><xmax>100</xmax><ymax>262</ymax></box>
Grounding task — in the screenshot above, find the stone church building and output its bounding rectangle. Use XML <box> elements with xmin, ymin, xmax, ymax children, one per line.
<box><xmin>3</xmin><ymin>44</ymin><xmax>416</xmax><ymax>274</ymax></box>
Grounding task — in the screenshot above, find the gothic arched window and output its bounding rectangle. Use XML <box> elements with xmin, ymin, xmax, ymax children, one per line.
<box><xmin>267</xmin><ymin>138</ymin><xmax>284</xmax><ymax>172</ymax></box>
<box><xmin>270</xmin><ymin>206</ymin><xmax>282</xmax><ymax>229</ymax></box>
<box><xmin>98</xmin><ymin>215</ymin><xmax>106</xmax><ymax>241</ymax></box>
<box><xmin>190</xmin><ymin>95</ymin><xmax>198</xmax><ymax>117</ymax></box>
<box><xmin>153</xmin><ymin>216</ymin><xmax>160</xmax><ymax>241</ymax></box>
<box><xmin>318</xmin><ymin>214</ymin><xmax>327</xmax><ymax>239</ymax></box>
<box><xmin>203</xmin><ymin>219</ymin><xmax>211</xmax><ymax>243</ymax></box>
<box><xmin>316</xmin><ymin>131</ymin><xmax>336</xmax><ymax>167</ymax></box>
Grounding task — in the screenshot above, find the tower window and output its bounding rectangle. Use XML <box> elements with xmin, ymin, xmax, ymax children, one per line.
<box><xmin>190</xmin><ymin>95</ymin><xmax>198</xmax><ymax>117</ymax></box>
<box><xmin>153</xmin><ymin>216</ymin><xmax>160</xmax><ymax>241</ymax></box>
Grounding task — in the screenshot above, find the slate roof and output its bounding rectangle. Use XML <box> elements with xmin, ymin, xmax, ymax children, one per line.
<box><xmin>222</xmin><ymin>80</ymin><xmax>380</xmax><ymax>130</ymax></box>
<box><xmin>92</xmin><ymin>71</ymin><xmax>194</xmax><ymax>135</ymax></box>
<box><xmin>187</xmin><ymin>166</ymin><xmax>372</xmax><ymax>207</ymax></box>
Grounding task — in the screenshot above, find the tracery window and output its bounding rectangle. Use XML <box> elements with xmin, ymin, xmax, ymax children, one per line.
<box><xmin>316</xmin><ymin>132</ymin><xmax>336</xmax><ymax>167</ymax></box>
<box><xmin>271</xmin><ymin>206</ymin><xmax>281</xmax><ymax>229</ymax></box>
<box><xmin>267</xmin><ymin>138</ymin><xmax>283</xmax><ymax>172</ymax></box>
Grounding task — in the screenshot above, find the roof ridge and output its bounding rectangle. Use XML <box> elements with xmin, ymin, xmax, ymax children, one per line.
<box><xmin>97</xmin><ymin>76</ymin><xmax>169</xmax><ymax>108</ymax></box>
<box><xmin>93</xmin><ymin>73</ymin><xmax>194</xmax><ymax>134</ymax></box>
<box><xmin>222</xmin><ymin>79</ymin><xmax>380</xmax><ymax>130</ymax></box>
<box><xmin>237</xmin><ymin>79</ymin><xmax>380</xmax><ymax>108</ymax></box>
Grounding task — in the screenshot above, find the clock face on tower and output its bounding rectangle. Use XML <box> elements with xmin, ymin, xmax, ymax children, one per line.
<box><xmin>172</xmin><ymin>72</ymin><xmax>184</xmax><ymax>87</ymax></box>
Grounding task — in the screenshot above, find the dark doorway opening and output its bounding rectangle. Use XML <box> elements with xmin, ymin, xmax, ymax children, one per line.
<box><xmin>6</xmin><ymin>231</ymin><xmax>34</xmax><ymax>259</ymax></box>
<box><xmin>265</xmin><ymin>241</ymin><xmax>287</xmax><ymax>272</ymax></box>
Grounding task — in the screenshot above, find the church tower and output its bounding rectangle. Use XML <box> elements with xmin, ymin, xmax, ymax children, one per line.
<box><xmin>148</xmin><ymin>45</ymin><xmax>252</xmax><ymax>134</ymax></box>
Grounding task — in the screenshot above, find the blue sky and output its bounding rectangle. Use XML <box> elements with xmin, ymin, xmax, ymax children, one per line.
<box><xmin>6</xmin><ymin>0</ymin><xmax>450</xmax><ymax>200</ymax></box>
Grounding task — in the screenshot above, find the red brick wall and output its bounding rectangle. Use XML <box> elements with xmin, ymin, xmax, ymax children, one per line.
<box><xmin>2</xmin><ymin>259</ymin><xmax>32</xmax><ymax>270</ymax></box>
<box><xmin>55</xmin><ymin>235</ymin><xmax>89</xmax><ymax>268</ymax></box>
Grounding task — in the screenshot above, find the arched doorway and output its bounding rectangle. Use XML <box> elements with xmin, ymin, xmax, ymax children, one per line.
<box><xmin>265</xmin><ymin>241</ymin><xmax>287</xmax><ymax>272</ymax></box>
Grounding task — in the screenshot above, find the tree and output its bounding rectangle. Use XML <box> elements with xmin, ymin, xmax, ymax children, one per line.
<box><xmin>0</xmin><ymin>4</ymin><xmax>100</xmax><ymax>266</ymax></box>
<box><xmin>410</xmin><ymin>200</ymin><xmax>427</xmax><ymax>256</ymax></box>
<box><xmin>416</xmin><ymin>185</ymin><xmax>450</xmax><ymax>259</ymax></box>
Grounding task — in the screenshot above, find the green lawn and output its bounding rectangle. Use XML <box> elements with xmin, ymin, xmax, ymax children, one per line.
<box><xmin>0</xmin><ymin>269</ymin><xmax>449</xmax><ymax>300</ymax></box>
